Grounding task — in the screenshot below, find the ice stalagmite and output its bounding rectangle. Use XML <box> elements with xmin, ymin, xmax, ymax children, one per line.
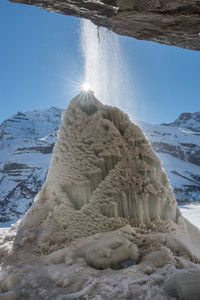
<box><xmin>1</xmin><ymin>92</ymin><xmax>200</xmax><ymax>300</ymax></box>
<box><xmin>12</xmin><ymin>91</ymin><xmax>196</xmax><ymax>254</ymax></box>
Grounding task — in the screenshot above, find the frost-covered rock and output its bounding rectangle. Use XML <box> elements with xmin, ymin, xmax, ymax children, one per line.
<box><xmin>164</xmin><ymin>268</ymin><xmax>200</xmax><ymax>300</ymax></box>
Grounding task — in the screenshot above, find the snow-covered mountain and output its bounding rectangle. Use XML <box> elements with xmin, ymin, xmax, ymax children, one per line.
<box><xmin>137</xmin><ymin>112</ymin><xmax>200</xmax><ymax>203</ymax></box>
<box><xmin>0</xmin><ymin>108</ymin><xmax>200</xmax><ymax>223</ymax></box>
<box><xmin>0</xmin><ymin>107</ymin><xmax>63</xmax><ymax>223</ymax></box>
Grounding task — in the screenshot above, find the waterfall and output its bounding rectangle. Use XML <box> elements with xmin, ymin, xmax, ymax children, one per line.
<box><xmin>81</xmin><ymin>20</ymin><xmax>134</xmax><ymax>115</ymax></box>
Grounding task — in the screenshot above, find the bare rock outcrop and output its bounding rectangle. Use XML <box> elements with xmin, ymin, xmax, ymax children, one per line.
<box><xmin>9</xmin><ymin>0</ymin><xmax>200</xmax><ymax>50</ymax></box>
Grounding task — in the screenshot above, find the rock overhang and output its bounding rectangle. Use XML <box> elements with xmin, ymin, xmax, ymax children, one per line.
<box><xmin>8</xmin><ymin>0</ymin><xmax>200</xmax><ymax>50</ymax></box>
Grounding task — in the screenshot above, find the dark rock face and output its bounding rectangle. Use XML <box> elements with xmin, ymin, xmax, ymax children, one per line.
<box><xmin>151</xmin><ymin>142</ymin><xmax>200</xmax><ymax>166</ymax></box>
<box><xmin>9</xmin><ymin>0</ymin><xmax>200</xmax><ymax>50</ymax></box>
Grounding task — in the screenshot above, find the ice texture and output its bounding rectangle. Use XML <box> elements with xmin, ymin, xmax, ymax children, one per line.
<box><xmin>15</xmin><ymin>91</ymin><xmax>183</xmax><ymax>254</ymax></box>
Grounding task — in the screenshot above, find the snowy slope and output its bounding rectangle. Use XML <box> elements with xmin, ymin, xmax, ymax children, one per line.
<box><xmin>180</xmin><ymin>203</ymin><xmax>200</xmax><ymax>229</ymax></box>
<box><xmin>0</xmin><ymin>107</ymin><xmax>63</xmax><ymax>222</ymax></box>
<box><xmin>138</xmin><ymin>116</ymin><xmax>200</xmax><ymax>203</ymax></box>
<box><xmin>0</xmin><ymin>108</ymin><xmax>200</xmax><ymax>223</ymax></box>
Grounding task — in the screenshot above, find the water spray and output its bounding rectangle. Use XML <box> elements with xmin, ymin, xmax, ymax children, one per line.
<box><xmin>80</xmin><ymin>20</ymin><xmax>134</xmax><ymax>116</ymax></box>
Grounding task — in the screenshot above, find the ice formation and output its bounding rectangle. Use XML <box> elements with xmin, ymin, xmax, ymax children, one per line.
<box><xmin>0</xmin><ymin>91</ymin><xmax>200</xmax><ymax>299</ymax></box>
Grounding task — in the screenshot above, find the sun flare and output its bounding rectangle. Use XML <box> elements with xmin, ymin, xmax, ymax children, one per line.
<box><xmin>82</xmin><ymin>82</ymin><xmax>90</xmax><ymax>92</ymax></box>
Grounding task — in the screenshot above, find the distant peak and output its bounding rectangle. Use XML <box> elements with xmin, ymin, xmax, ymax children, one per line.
<box><xmin>173</xmin><ymin>111</ymin><xmax>200</xmax><ymax>124</ymax></box>
<box><xmin>49</xmin><ymin>106</ymin><xmax>62</xmax><ymax>111</ymax></box>
<box><xmin>178</xmin><ymin>112</ymin><xmax>192</xmax><ymax>121</ymax></box>
<box><xmin>161</xmin><ymin>111</ymin><xmax>200</xmax><ymax>132</ymax></box>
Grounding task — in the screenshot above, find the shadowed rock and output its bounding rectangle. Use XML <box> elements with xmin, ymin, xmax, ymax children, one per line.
<box><xmin>8</xmin><ymin>0</ymin><xmax>200</xmax><ymax>50</ymax></box>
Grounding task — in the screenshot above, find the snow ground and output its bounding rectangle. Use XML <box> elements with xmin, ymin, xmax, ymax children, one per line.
<box><xmin>180</xmin><ymin>203</ymin><xmax>200</xmax><ymax>229</ymax></box>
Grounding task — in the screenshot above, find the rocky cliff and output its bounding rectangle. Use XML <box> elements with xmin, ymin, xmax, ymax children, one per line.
<box><xmin>9</xmin><ymin>0</ymin><xmax>200</xmax><ymax>50</ymax></box>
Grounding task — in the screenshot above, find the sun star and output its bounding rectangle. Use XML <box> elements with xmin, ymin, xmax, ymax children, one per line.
<box><xmin>82</xmin><ymin>82</ymin><xmax>90</xmax><ymax>92</ymax></box>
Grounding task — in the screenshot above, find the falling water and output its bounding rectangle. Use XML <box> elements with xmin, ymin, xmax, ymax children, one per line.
<box><xmin>81</xmin><ymin>20</ymin><xmax>134</xmax><ymax>115</ymax></box>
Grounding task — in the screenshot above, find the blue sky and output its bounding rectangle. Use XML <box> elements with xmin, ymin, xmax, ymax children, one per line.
<box><xmin>0</xmin><ymin>0</ymin><xmax>200</xmax><ymax>124</ymax></box>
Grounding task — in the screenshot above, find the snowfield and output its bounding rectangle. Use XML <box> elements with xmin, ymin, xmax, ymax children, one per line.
<box><xmin>180</xmin><ymin>203</ymin><xmax>200</xmax><ymax>229</ymax></box>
